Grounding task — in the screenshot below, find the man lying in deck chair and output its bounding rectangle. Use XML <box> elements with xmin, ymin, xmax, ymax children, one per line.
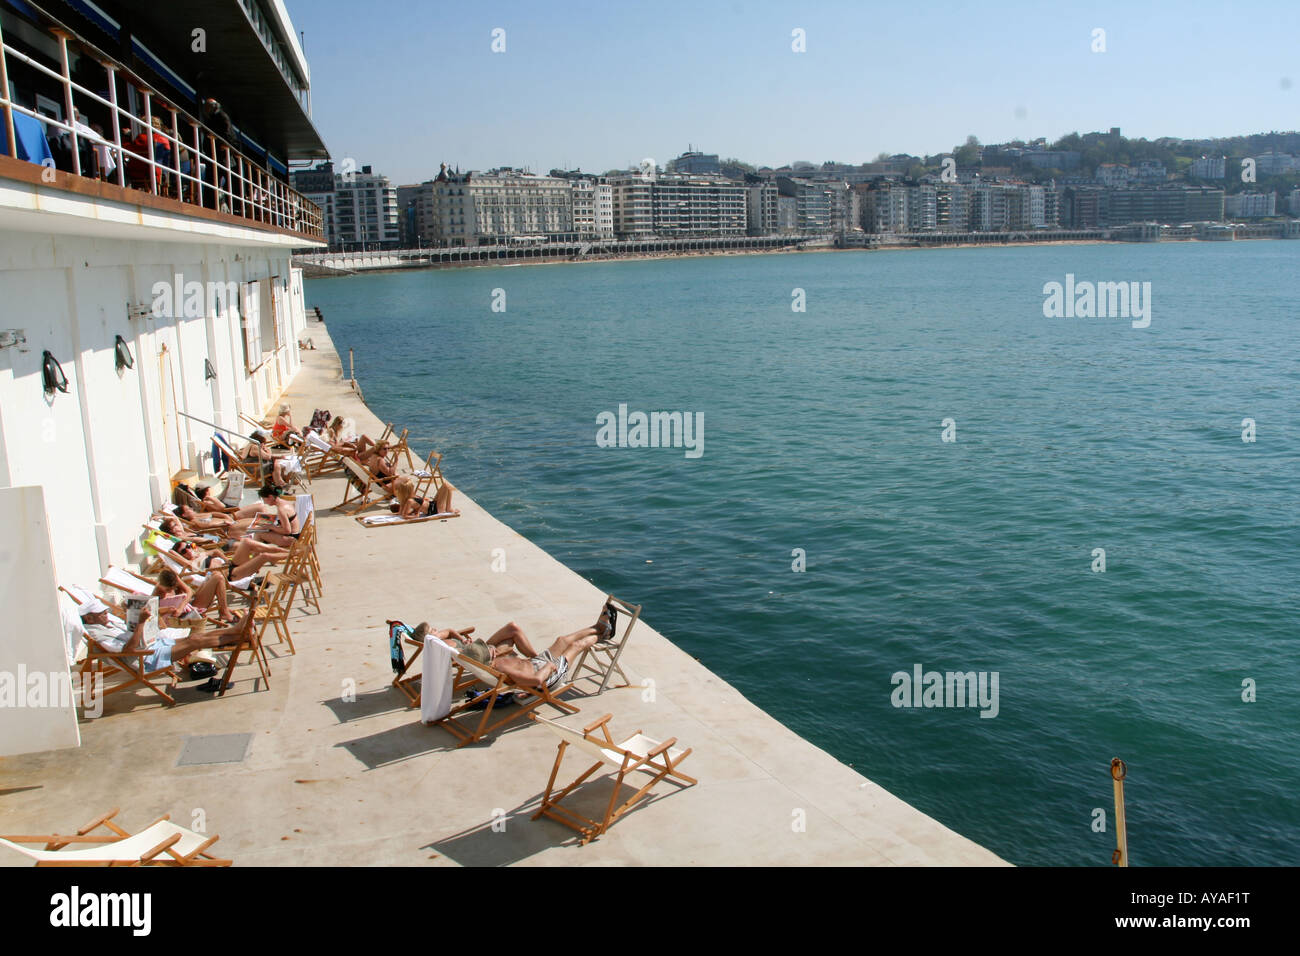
<box><xmin>80</xmin><ymin>598</ymin><xmax>249</xmax><ymax>678</ymax></box>
<box><xmin>416</xmin><ymin>607</ymin><xmax>614</xmax><ymax>693</ymax></box>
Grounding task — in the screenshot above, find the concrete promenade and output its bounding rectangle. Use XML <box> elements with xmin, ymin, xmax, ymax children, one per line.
<box><xmin>0</xmin><ymin>319</ymin><xmax>1007</xmax><ymax>866</ymax></box>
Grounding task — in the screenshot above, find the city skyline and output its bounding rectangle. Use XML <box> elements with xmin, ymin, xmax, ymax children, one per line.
<box><xmin>293</xmin><ymin>0</ymin><xmax>1300</xmax><ymax>183</ymax></box>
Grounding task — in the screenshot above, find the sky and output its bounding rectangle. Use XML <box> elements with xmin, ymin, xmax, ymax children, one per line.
<box><xmin>288</xmin><ymin>0</ymin><xmax>1300</xmax><ymax>184</ymax></box>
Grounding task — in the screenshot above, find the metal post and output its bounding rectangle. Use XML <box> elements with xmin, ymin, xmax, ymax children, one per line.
<box><xmin>142</xmin><ymin>89</ymin><xmax>156</xmax><ymax>194</ymax></box>
<box><xmin>104</xmin><ymin>63</ymin><xmax>124</xmax><ymax>186</ymax></box>
<box><xmin>348</xmin><ymin>347</ymin><xmax>354</xmax><ymax>384</ymax></box>
<box><xmin>54</xmin><ymin>31</ymin><xmax>80</xmax><ymax>176</ymax></box>
<box><xmin>1111</xmin><ymin>758</ymin><xmax>1128</xmax><ymax>867</ymax></box>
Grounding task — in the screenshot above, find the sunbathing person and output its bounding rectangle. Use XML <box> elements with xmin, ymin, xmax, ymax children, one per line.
<box><xmin>414</xmin><ymin>610</ymin><xmax>612</xmax><ymax>692</ymax></box>
<box><xmin>80</xmin><ymin>598</ymin><xmax>249</xmax><ymax>673</ymax></box>
<box><xmin>174</xmin><ymin>502</ymin><xmax>235</xmax><ymax>531</ymax></box>
<box><xmin>271</xmin><ymin>404</ymin><xmax>303</xmax><ymax>445</ymax></box>
<box><xmin>195</xmin><ymin>485</ymin><xmax>239</xmax><ymax>515</ymax></box>
<box><xmin>242</xmin><ymin>431</ymin><xmax>292</xmax><ymax>485</ymax></box>
<box><xmin>360</xmin><ymin>440</ymin><xmax>398</xmax><ymax>484</ymax></box>
<box><xmin>391</xmin><ymin>475</ymin><xmax>457</xmax><ymax>519</ymax></box>
<box><xmin>153</xmin><ymin>568</ymin><xmax>238</xmax><ymax>624</ymax></box>
<box><xmin>248</xmin><ymin>484</ymin><xmax>300</xmax><ymax>547</ymax></box>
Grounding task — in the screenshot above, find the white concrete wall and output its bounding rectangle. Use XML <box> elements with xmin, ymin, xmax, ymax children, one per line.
<box><xmin>0</xmin><ymin>485</ymin><xmax>81</xmax><ymax>756</ymax></box>
<box><xmin>0</xmin><ymin>235</ymin><xmax>305</xmax><ymax>590</ymax></box>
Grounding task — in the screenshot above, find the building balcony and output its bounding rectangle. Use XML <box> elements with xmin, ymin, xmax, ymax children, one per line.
<box><xmin>0</xmin><ymin>2</ymin><xmax>324</xmax><ymax>246</ymax></box>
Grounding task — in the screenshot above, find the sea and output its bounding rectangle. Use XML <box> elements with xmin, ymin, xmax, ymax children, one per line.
<box><xmin>307</xmin><ymin>241</ymin><xmax>1300</xmax><ymax>866</ymax></box>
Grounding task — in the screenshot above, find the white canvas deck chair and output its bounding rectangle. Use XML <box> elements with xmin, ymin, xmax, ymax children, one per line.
<box><xmin>573</xmin><ymin>595</ymin><xmax>641</xmax><ymax>693</ymax></box>
<box><xmin>0</xmin><ymin>808</ymin><xmax>231</xmax><ymax>866</ymax></box>
<box><xmin>59</xmin><ymin>585</ymin><xmax>178</xmax><ymax>708</ymax></box>
<box><xmin>334</xmin><ymin>457</ymin><xmax>390</xmax><ymax>516</ymax></box>
<box><xmin>387</xmin><ymin>620</ymin><xmax>474</xmax><ymax>708</ymax></box>
<box><xmin>530</xmin><ymin>713</ymin><xmax>696</xmax><ymax>844</ymax></box>
<box><xmin>212</xmin><ymin>433</ymin><xmax>263</xmax><ymax>484</ymax></box>
<box><xmin>433</xmin><ymin>650</ymin><xmax>580</xmax><ymax>748</ymax></box>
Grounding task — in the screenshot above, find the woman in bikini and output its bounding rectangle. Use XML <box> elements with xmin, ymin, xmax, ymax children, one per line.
<box><xmin>391</xmin><ymin>474</ymin><xmax>458</xmax><ymax>519</ymax></box>
<box><xmin>153</xmin><ymin>568</ymin><xmax>239</xmax><ymax>624</ymax></box>
<box><xmin>249</xmin><ymin>484</ymin><xmax>301</xmax><ymax>548</ymax></box>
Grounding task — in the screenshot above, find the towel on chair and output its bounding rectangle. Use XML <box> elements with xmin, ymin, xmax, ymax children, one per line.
<box><xmin>420</xmin><ymin>635</ymin><xmax>454</xmax><ymax>724</ymax></box>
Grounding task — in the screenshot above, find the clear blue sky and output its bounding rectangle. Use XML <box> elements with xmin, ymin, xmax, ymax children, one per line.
<box><xmin>289</xmin><ymin>0</ymin><xmax>1299</xmax><ymax>183</ymax></box>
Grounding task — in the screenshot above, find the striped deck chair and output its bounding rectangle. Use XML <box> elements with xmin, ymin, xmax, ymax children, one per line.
<box><xmin>529</xmin><ymin>713</ymin><xmax>696</xmax><ymax>844</ymax></box>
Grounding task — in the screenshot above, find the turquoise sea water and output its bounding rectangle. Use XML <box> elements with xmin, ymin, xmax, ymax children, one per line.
<box><xmin>308</xmin><ymin>243</ymin><xmax>1300</xmax><ymax>866</ymax></box>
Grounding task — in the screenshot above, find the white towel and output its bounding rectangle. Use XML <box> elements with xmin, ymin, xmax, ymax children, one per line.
<box><xmin>420</xmin><ymin>635</ymin><xmax>454</xmax><ymax>724</ymax></box>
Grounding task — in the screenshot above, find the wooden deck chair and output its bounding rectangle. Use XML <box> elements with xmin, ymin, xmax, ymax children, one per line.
<box><xmin>333</xmin><ymin>457</ymin><xmax>391</xmax><ymax>515</ymax></box>
<box><xmin>387</xmin><ymin>621</ymin><xmax>475</xmax><ymax>708</ymax></box>
<box><xmin>409</xmin><ymin>450</ymin><xmax>443</xmax><ymax>501</ymax></box>
<box><xmin>99</xmin><ymin>565</ymin><xmax>154</xmax><ymax>598</ymax></box>
<box><xmin>389</xmin><ymin>427</ymin><xmax>415</xmax><ymax>471</ymax></box>
<box><xmin>212</xmin><ymin>433</ymin><xmax>264</xmax><ymax>483</ymax></box>
<box><xmin>433</xmin><ymin>650</ymin><xmax>580</xmax><ymax>748</ymax></box>
<box><xmin>253</xmin><ymin>571</ymin><xmax>301</xmax><ymax>654</ymax></box>
<box><xmin>216</xmin><ymin>588</ymin><xmax>270</xmax><ymax>696</ymax></box>
<box><xmin>297</xmin><ymin>431</ymin><xmax>344</xmax><ymax>477</ymax></box>
<box><xmin>0</xmin><ymin>807</ymin><xmax>231</xmax><ymax>866</ymax></box>
<box><xmin>530</xmin><ymin>713</ymin><xmax>696</xmax><ymax>844</ymax></box>
<box><xmin>282</xmin><ymin>521</ymin><xmax>321</xmax><ymax>614</ymax></box>
<box><xmin>59</xmin><ymin>585</ymin><xmax>178</xmax><ymax>708</ymax></box>
<box><xmin>573</xmin><ymin>595</ymin><xmax>642</xmax><ymax>693</ymax></box>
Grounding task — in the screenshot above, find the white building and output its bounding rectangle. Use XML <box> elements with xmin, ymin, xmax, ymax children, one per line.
<box><xmin>1224</xmin><ymin>192</ymin><xmax>1277</xmax><ymax>218</ymax></box>
<box><xmin>1190</xmin><ymin>156</ymin><xmax>1226</xmax><ymax>179</ymax></box>
<box><xmin>747</xmin><ymin>183</ymin><xmax>777</xmax><ymax>235</ymax></box>
<box><xmin>568</xmin><ymin>178</ymin><xmax>614</xmax><ymax>239</ymax></box>
<box><xmin>0</xmin><ymin>0</ymin><xmax>325</xmax><ymax>751</ymax></box>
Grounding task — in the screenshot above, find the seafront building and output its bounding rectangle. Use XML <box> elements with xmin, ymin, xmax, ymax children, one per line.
<box><xmin>1225</xmin><ymin>191</ymin><xmax>1277</xmax><ymax>218</ymax></box>
<box><xmin>0</xmin><ymin>0</ymin><xmax>324</xmax><ymax>753</ymax></box>
<box><xmin>293</xmin><ymin>161</ymin><xmax>399</xmax><ymax>251</ymax></box>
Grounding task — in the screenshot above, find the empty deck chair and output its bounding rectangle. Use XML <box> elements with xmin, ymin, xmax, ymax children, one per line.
<box><xmin>530</xmin><ymin>713</ymin><xmax>696</xmax><ymax>844</ymax></box>
<box><xmin>59</xmin><ymin>585</ymin><xmax>178</xmax><ymax>708</ymax></box>
<box><xmin>572</xmin><ymin>595</ymin><xmax>642</xmax><ymax>693</ymax></box>
<box><xmin>334</xmin><ymin>457</ymin><xmax>391</xmax><ymax>515</ymax></box>
<box><xmin>432</xmin><ymin>648</ymin><xmax>580</xmax><ymax>748</ymax></box>
<box><xmin>0</xmin><ymin>807</ymin><xmax>231</xmax><ymax>866</ymax></box>
<box><xmin>410</xmin><ymin>449</ymin><xmax>444</xmax><ymax>502</ymax></box>
<box><xmin>388</xmin><ymin>427</ymin><xmax>415</xmax><ymax>471</ymax></box>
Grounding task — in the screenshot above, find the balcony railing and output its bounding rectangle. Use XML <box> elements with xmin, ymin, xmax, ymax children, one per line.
<box><xmin>0</xmin><ymin>7</ymin><xmax>322</xmax><ymax>242</ymax></box>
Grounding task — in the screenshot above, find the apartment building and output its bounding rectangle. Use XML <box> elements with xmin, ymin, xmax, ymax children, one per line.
<box><xmin>1190</xmin><ymin>156</ymin><xmax>1226</xmax><ymax>179</ymax></box>
<box><xmin>293</xmin><ymin>161</ymin><xmax>398</xmax><ymax>250</ymax></box>
<box><xmin>1224</xmin><ymin>192</ymin><xmax>1277</xmax><ymax>218</ymax></box>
